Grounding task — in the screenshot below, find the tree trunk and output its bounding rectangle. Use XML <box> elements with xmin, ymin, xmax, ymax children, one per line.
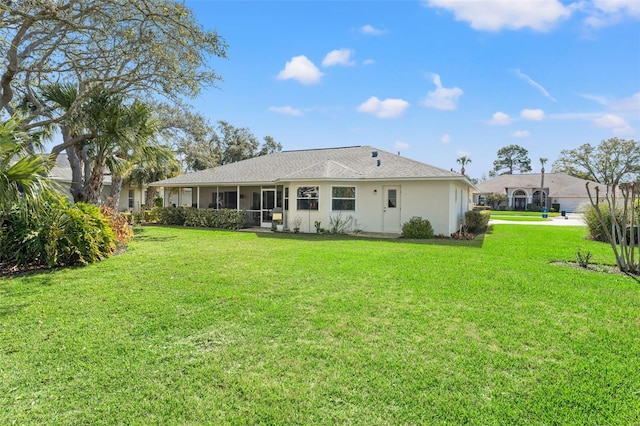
<box><xmin>145</xmin><ymin>186</ymin><xmax>156</xmax><ymax>209</ymax></box>
<box><xmin>65</xmin><ymin>143</ymin><xmax>86</xmax><ymax>203</ymax></box>
<box><xmin>108</xmin><ymin>173</ymin><xmax>123</xmax><ymax>211</ymax></box>
<box><xmin>85</xmin><ymin>163</ymin><xmax>105</xmax><ymax>205</ymax></box>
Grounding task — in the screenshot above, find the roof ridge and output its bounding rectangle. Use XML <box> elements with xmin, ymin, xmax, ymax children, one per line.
<box><xmin>282</xmin><ymin>146</ymin><xmax>361</xmax><ymax>153</ymax></box>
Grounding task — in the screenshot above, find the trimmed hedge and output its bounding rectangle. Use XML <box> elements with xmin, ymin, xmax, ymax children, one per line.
<box><xmin>157</xmin><ymin>207</ymin><xmax>246</xmax><ymax>230</ymax></box>
<box><xmin>465</xmin><ymin>210</ymin><xmax>490</xmax><ymax>233</ymax></box>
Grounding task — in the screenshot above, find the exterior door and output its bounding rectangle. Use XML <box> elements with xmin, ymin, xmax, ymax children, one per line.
<box><xmin>383</xmin><ymin>186</ymin><xmax>401</xmax><ymax>232</ymax></box>
<box><xmin>261</xmin><ymin>189</ymin><xmax>275</xmax><ymax>227</ymax></box>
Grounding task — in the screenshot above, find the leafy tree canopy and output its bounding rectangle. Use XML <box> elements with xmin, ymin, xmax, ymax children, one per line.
<box><xmin>491</xmin><ymin>144</ymin><xmax>532</xmax><ymax>176</ymax></box>
<box><xmin>0</xmin><ymin>0</ymin><xmax>227</xmax><ymax>155</ymax></box>
<box><xmin>552</xmin><ymin>138</ymin><xmax>640</xmax><ymax>186</ymax></box>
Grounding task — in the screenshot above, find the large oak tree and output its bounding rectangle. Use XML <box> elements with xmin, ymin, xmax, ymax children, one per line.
<box><xmin>552</xmin><ymin>138</ymin><xmax>640</xmax><ymax>186</ymax></box>
<box><xmin>1</xmin><ymin>0</ymin><xmax>227</xmax><ymax>204</ymax></box>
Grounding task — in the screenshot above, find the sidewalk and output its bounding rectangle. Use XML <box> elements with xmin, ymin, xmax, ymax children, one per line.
<box><xmin>489</xmin><ymin>213</ymin><xmax>585</xmax><ymax>226</ymax></box>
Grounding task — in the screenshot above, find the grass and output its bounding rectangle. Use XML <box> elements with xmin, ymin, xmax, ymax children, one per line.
<box><xmin>1</xmin><ymin>225</ymin><xmax>639</xmax><ymax>424</ymax></box>
<box><xmin>491</xmin><ymin>216</ymin><xmax>552</xmax><ymax>222</ymax></box>
<box><xmin>492</xmin><ymin>211</ymin><xmax>559</xmax><ymax>217</ymax></box>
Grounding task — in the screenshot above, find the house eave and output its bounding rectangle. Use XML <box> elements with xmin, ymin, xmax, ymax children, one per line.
<box><xmin>154</xmin><ymin>176</ymin><xmax>475</xmax><ymax>187</ymax></box>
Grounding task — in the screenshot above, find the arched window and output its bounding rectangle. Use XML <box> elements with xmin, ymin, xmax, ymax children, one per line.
<box><xmin>533</xmin><ymin>190</ymin><xmax>547</xmax><ymax>207</ymax></box>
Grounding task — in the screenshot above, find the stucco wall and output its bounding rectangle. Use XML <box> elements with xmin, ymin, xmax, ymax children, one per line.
<box><xmin>283</xmin><ymin>180</ymin><xmax>462</xmax><ymax>235</ymax></box>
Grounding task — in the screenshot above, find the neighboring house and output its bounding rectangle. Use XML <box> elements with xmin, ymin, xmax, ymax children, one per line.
<box><xmin>150</xmin><ymin>146</ymin><xmax>477</xmax><ymax>235</ymax></box>
<box><xmin>48</xmin><ymin>153</ymin><xmax>151</xmax><ymax>212</ymax></box>
<box><xmin>474</xmin><ymin>173</ymin><xmax>603</xmax><ymax>212</ymax></box>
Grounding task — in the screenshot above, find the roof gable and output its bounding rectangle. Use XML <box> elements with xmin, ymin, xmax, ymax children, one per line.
<box><xmin>476</xmin><ymin>173</ymin><xmax>601</xmax><ymax>197</ymax></box>
<box><xmin>152</xmin><ymin>146</ymin><xmax>470</xmax><ymax>186</ymax></box>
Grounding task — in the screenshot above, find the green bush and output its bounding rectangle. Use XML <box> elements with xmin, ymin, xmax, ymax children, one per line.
<box><xmin>0</xmin><ymin>197</ymin><xmax>117</xmax><ymax>268</ymax></box>
<box><xmin>163</xmin><ymin>207</ymin><xmax>247</xmax><ymax>230</ymax></box>
<box><xmin>401</xmin><ymin>217</ymin><xmax>434</xmax><ymax>239</ymax></box>
<box><xmin>465</xmin><ymin>210</ymin><xmax>490</xmax><ymax>233</ymax></box>
<box><xmin>584</xmin><ymin>202</ymin><xmax>623</xmax><ymax>242</ymax></box>
<box><xmin>157</xmin><ymin>206</ymin><xmax>188</xmax><ymax>225</ymax></box>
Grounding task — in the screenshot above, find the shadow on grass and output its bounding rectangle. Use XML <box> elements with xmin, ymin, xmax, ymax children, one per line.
<box><xmin>133</xmin><ymin>226</ymin><xmax>178</xmax><ymax>243</ymax></box>
<box><xmin>254</xmin><ymin>229</ymin><xmax>487</xmax><ymax>248</ymax></box>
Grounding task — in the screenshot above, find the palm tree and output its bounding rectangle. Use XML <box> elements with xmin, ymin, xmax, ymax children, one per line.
<box><xmin>127</xmin><ymin>144</ymin><xmax>181</xmax><ymax>209</ymax></box>
<box><xmin>42</xmin><ymin>84</ymin><xmax>167</xmax><ymax>206</ymax></box>
<box><xmin>0</xmin><ymin>117</ymin><xmax>55</xmax><ymax>226</ymax></box>
<box><xmin>539</xmin><ymin>157</ymin><xmax>548</xmax><ymax>209</ymax></box>
<box><xmin>457</xmin><ymin>156</ymin><xmax>471</xmax><ymax>175</ymax></box>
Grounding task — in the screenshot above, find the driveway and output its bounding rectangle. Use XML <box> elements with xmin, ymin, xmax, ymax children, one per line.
<box><xmin>489</xmin><ymin>213</ymin><xmax>585</xmax><ymax>226</ymax></box>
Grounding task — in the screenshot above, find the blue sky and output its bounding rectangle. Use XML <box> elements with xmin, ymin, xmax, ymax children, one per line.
<box><xmin>186</xmin><ymin>0</ymin><xmax>639</xmax><ymax>179</ymax></box>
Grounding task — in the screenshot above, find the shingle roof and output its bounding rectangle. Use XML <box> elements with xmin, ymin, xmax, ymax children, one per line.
<box><xmin>48</xmin><ymin>153</ymin><xmax>112</xmax><ymax>185</ymax></box>
<box><xmin>152</xmin><ymin>146</ymin><xmax>469</xmax><ymax>186</ymax></box>
<box><xmin>476</xmin><ymin>173</ymin><xmax>601</xmax><ymax>197</ymax></box>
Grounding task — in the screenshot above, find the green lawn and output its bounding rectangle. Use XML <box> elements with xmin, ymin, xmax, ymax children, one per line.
<box><xmin>1</xmin><ymin>225</ymin><xmax>639</xmax><ymax>424</ymax></box>
<box><xmin>491</xmin><ymin>216</ymin><xmax>552</xmax><ymax>222</ymax></box>
<box><xmin>490</xmin><ymin>210</ymin><xmax>560</xmax><ymax>220</ymax></box>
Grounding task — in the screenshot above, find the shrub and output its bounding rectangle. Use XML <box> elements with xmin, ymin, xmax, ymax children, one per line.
<box><xmin>0</xmin><ymin>197</ymin><xmax>118</xmax><ymax>268</ymax></box>
<box><xmin>465</xmin><ymin>210</ymin><xmax>490</xmax><ymax>233</ymax></box>
<box><xmin>328</xmin><ymin>213</ymin><xmax>362</xmax><ymax>234</ymax></box>
<box><xmin>176</xmin><ymin>208</ymin><xmax>247</xmax><ymax>230</ymax></box>
<box><xmin>584</xmin><ymin>202</ymin><xmax>624</xmax><ymax>242</ymax></box>
<box><xmin>157</xmin><ymin>206</ymin><xmax>188</xmax><ymax>225</ymax></box>
<box><xmin>101</xmin><ymin>205</ymin><xmax>133</xmax><ymax>246</ymax></box>
<box><xmin>401</xmin><ymin>217</ymin><xmax>434</xmax><ymax>239</ymax></box>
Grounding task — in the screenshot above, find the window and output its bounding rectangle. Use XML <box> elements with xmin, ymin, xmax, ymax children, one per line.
<box><xmin>297</xmin><ymin>186</ymin><xmax>319</xmax><ymax>210</ymax></box>
<box><xmin>284</xmin><ymin>187</ymin><xmax>289</xmax><ymax>211</ymax></box>
<box><xmin>332</xmin><ymin>186</ymin><xmax>355</xmax><ymax>211</ymax></box>
<box><xmin>533</xmin><ymin>190</ymin><xmax>547</xmax><ymax>207</ymax></box>
<box><xmin>387</xmin><ymin>189</ymin><xmax>397</xmax><ymax>208</ymax></box>
<box><xmin>128</xmin><ymin>189</ymin><xmax>134</xmax><ymax>209</ymax></box>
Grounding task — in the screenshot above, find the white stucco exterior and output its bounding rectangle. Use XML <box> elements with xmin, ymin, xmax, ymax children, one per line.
<box><xmin>151</xmin><ymin>146</ymin><xmax>477</xmax><ymax>235</ymax></box>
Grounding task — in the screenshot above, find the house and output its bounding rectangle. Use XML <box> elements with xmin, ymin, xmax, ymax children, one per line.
<box><xmin>474</xmin><ymin>173</ymin><xmax>602</xmax><ymax>212</ymax></box>
<box><xmin>48</xmin><ymin>153</ymin><xmax>152</xmax><ymax>211</ymax></box>
<box><xmin>150</xmin><ymin>146</ymin><xmax>477</xmax><ymax>235</ymax></box>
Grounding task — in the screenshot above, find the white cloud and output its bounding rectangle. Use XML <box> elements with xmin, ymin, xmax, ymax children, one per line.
<box><xmin>595</xmin><ymin>113</ymin><xmax>627</xmax><ymax>128</ymax></box>
<box><xmin>513</xmin><ymin>69</ymin><xmax>557</xmax><ymax>101</ymax></box>
<box><xmin>357</xmin><ymin>96</ymin><xmax>410</xmax><ymax>119</ymax></box>
<box><xmin>424</xmin><ymin>0</ymin><xmax>572</xmax><ymax>32</ymax></box>
<box><xmin>489</xmin><ymin>112</ymin><xmax>511</xmax><ymax>125</ymax></box>
<box><xmin>594</xmin><ymin>113</ymin><xmax>635</xmax><ymax>135</ymax></box>
<box><xmin>521</xmin><ymin>109</ymin><xmax>545</xmax><ymax>121</ymax></box>
<box><xmin>394</xmin><ymin>141</ymin><xmax>410</xmax><ymax>152</ymax></box>
<box><xmin>611</xmin><ymin>93</ymin><xmax>640</xmax><ymax>112</ymax></box>
<box><xmin>585</xmin><ymin>0</ymin><xmax>640</xmax><ymax>28</ymax></box>
<box><xmin>441</xmin><ymin>134</ymin><xmax>451</xmax><ymax>144</ymax></box>
<box><xmin>322</xmin><ymin>49</ymin><xmax>355</xmax><ymax>67</ymax></box>
<box><xmin>277</xmin><ymin>55</ymin><xmax>323</xmax><ymax>85</ymax></box>
<box><xmin>360</xmin><ymin>24</ymin><xmax>386</xmax><ymax>35</ymax></box>
<box><xmin>583</xmin><ymin>92</ymin><xmax>640</xmax><ymax>112</ymax></box>
<box><xmin>269</xmin><ymin>106</ymin><xmax>303</xmax><ymax>117</ymax></box>
<box><xmin>422</xmin><ymin>73</ymin><xmax>463</xmax><ymax>111</ymax></box>
<box><xmin>363</xmin><ymin>58</ymin><xmax>375</xmax><ymax>66</ymax></box>
<box><xmin>511</xmin><ymin>130</ymin><xmax>531</xmax><ymax>138</ymax></box>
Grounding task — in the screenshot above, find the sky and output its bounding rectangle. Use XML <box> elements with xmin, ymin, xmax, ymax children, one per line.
<box><xmin>184</xmin><ymin>0</ymin><xmax>640</xmax><ymax>179</ymax></box>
